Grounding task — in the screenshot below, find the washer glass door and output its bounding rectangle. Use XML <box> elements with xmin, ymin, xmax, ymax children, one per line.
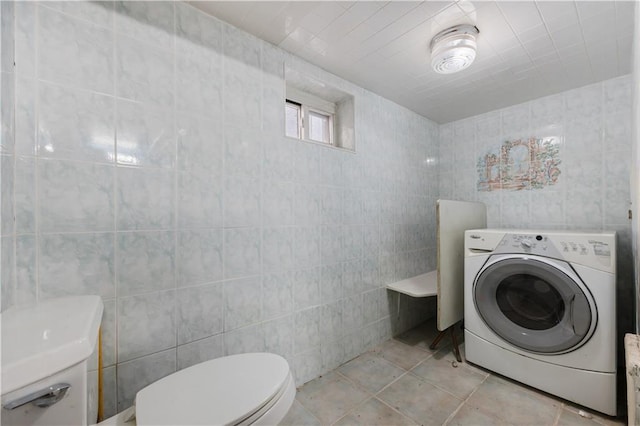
<box><xmin>474</xmin><ymin>255</ymin><xmax>595</xmax><ymax>354</ymax></box>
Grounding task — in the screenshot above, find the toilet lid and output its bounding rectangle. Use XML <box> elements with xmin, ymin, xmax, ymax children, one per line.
<box><xmin>135</xmin><ymin>353</ymin><xmax>291</xmax><ymax>426</ymax></box>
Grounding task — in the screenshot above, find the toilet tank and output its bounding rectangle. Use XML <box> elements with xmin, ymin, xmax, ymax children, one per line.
<box><xmin>1</xmin><ymin>296</ymin><xmax>103</xmax><ymax>426</ymax></box>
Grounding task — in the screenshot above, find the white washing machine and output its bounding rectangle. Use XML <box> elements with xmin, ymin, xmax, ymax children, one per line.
<box><xmin>464</xmin><ymin>229</ymin><xmax>617</xmax><ymax>416</ymax></box>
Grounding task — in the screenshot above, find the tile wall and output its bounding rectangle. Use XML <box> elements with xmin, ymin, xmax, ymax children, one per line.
<box><xmin>632</xmin><ymin>2</ymin><xmax>639</xmax><ymax>334</ymax></box>
<box><xmin>1</xmin><ymin>1</ymin><xmax>15</xmax><ymax>312</ymax></box>
<box><xmin>0</xmin><ymin>2</ymin><xmax>439</xmax><ymax>416</ymax></box>
<box><xmin>439</xmin><ymin>75</ymin><xmax>635</xmax><ymax>352</ymax></box>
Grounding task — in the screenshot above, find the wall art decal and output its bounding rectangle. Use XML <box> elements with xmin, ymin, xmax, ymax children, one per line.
<box><xmin>477</xmin><ymin>137</ymin><xmax>561</xmax><ymax>191</ymax></box>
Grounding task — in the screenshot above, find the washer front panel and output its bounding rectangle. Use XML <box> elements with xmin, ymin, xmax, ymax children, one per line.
<box><xmin>473</xmin><ymin>254</ymin><xmax>597</xmax><ymax>354</ymax></box>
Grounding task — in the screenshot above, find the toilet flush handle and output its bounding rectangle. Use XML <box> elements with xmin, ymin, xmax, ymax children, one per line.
<box><xmin>3</xmin><ymin>383</ymin><xmax>71</xmax><ymax>410</ymax></box>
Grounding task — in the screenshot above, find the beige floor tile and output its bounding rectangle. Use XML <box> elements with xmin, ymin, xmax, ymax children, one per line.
<box><xmin>464</xmin><ymin>375</ymin><xmax>561</xmax><ymax>425</ymax></box>
<box><xmin>411</xmin><ymin>351</ymin><xmax>487</xmax><ymax>399</ymax></box>
<box><xmin>333</xmin><ymin>397</ymin><xmax>417</xmax><ymax>426</ymax></box>
<box><xmin>338</xmin><ymin>352</ymin><xmax>406</xmax><ymax>393</ymax></box>
<box><xmin>296</xmin><ymin>371</ymin><xmax>371</xmax><ymax>425</ymax></box>
<box><xmin>373</xmin><ymin>338</ymin><xmax>433</xmax><ymax>370</ymax></box>
<box><xmin>445</xmin><ymin>402</ymin><xmax>505</xmax><ymax>425</ymax></box>
<box><xmin>281</xmin><ymin>399</ymin><xmax>322</xmax><ymax>426</ymax></box>
<box><xmin>562</xmin><ymin>402</ymin><xmax>625</xmax><ymax>426</ymax></box>
<box><xmin>394</xmin><ymin>319</ymin><xmax>442</xmax><ymax>351</ymax></box>
<box><xmin>557</xmin><ymin>408</ymin><xmax>606</xmax><ymax>426</ymax></box>
<box><xmin>378</xmin><ymin>373</ymin><xmax>463</xmax><ymax>426</ymax></box>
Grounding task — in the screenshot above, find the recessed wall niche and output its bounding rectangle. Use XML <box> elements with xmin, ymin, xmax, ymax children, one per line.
<box><xmin>285</xmin><ymin>67</ymin><xmax>355</xmax><ymax>152</ymax></box>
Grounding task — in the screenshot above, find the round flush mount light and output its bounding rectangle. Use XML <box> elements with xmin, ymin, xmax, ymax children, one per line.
<box><xmin>430</xmin><ymin>24</ymin><xmax>479</xmax><ymax>74</ymax></box>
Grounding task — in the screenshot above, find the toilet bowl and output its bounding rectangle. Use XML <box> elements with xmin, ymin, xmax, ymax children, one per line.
<box><xmin>1</xmin><ymin>296</ymin><xmax>295</xmax><ymax>426</ymax></box>
<box><xmin>102</xmin><ymin>352</ymin><xmax>296</xmax><ymax>426</ymax></box>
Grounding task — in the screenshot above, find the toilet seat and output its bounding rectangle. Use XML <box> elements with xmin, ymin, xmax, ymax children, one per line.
<box><xmin>135</xmin><ymin>353</ymin><xmax>294</xmax><ymax>426</ymax></box>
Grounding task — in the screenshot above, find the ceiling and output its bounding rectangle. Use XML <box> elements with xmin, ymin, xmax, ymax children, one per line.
<box><xmin>190</xmin><ymin>1</ymin><xmax>635</xmax><ymax>123</ymax></box>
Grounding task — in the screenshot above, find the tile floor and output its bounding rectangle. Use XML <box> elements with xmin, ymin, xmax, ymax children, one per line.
<box><xmin>281</xmin><ymin>319</ymin><xmax>624</xmax><ymax>426</ymax></box>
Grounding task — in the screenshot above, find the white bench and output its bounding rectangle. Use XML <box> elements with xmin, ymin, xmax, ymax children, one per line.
<box><xmin>386</xmin><ymin>270</ymin><xmax>438</xmax><ymax>298</ymax></box>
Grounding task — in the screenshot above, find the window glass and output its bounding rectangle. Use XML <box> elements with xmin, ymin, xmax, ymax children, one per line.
<box><xmin>285</xmin><ymin>101</ymin><xmax>300</xmax><ymax>139</ymax></box>
<box><xmin>308</xmin><ymin>110</ymin><xmax>330</xmax><ymax>143</ymax></box>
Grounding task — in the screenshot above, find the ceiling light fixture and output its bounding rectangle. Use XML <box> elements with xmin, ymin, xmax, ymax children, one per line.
<box><xmin>430</xmin><ymin>24</ymin><xmax>479</xmax><ymax>74</ymax></box>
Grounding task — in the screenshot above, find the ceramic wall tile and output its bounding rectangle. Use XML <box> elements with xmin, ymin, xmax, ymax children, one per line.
<box><xmin>38</xmin><ymin>81</ymin><xmax>114</xmax><ymax>163</ymax></box>
<box><xmin>223</xmin><ymin>24</ymin><xmax>261</xmax><ymax>69</ymax></box>
<box><xmin>263</xmin><ymin>271</ymin><xmax>293</xmax><ymax>320</ymax></box>
<box><xmin>1</xmin><ymin>236</ymin><xmax>14</xmax><ymax>310</ymax></box>
<box><xmin>177</xmin><ymin>283</ymin><xmax>223</xmax><ymax>344</ymax></box>
<box><xmin>14</xmin><ymin>77</ymin><xmax>35</xmax><ymax>156</ymax></box>
<box><xmin>176</xmin><ymin>52</ymin><xmax>222</xmax><ymax>117</ymax></box>
<box><xmin>117</xmin><ymin>290</ymin><xmax>176</xmax><ymax>362</ymax></box>
<box><xmin>320</xmin><ymin>225</ymin><xmax>343</xmax><ymax>265</ymax></box>
<box><xmin>39</xmin><ymin>232</ymin><xmax>115</xmax><ymax>299</ymax></box>
<box><xmin>14</xmin><ymin>235</ymin><xmax>36</xmax><ymax>306</ymax></box>
<box><xmin>531</xmin><ymin>192</ymin><xmax>565</xmax><ymax>225</ymax></box>
<box><xmin>343</xmin><ymin>260</ymin><xmax>365</xmax><ymax>297</ymax></box>
<box><xmin>1</xmin><ymin>72</ymin><xmax>14</xmax><ymax>154</ymax></box>
<box><xmin>320</xmin><ymin>187</ymin><xmax>343</xmax><ymax>225</ymax></box>
<box><xmin>343</xmin><ymin>225</ymin><xmax>364</xmax><ymax>261</ymax></box>
<box><xmin>224</xmin><ymin>175</ymin><xmax>261</xmax><ymax>228</ymax></box>
<box><xmin>116</xmin><ymin>100</ymin><xmax>175</xmax><ymax>168</ymax></box>
<box><xmin>38</xmin><ymin>159</ymin><xmax>114</xmax><ymax>232</ymax></box>
<box><xmin>102</xmin><ymin>366</ymin><xmax>117</xmax><ymax>419</ymax></box>
<box><xmin>116</xmin><ymin>348</ymin><xmax>176</xmax><ymax>411</ymax></box>
<box><xmin>224</xmin><ymin>70</ymin><xmax>261</xmax><ymax>130</ymax></box>
<box><xmin>293</xmin><ymin>306</ymin><xmax>321</xmax><ymax>354</ymax></box>
<box><xmin>293</xmin><ymin>350</ymin><xmax>323</xmax><ymax>386</ymax></box>
<box><xmin>38</xmin><ymin>6</ymin><xmax>114</xmax><ymax>94</ymax></box>
<box><xmin>0</xmin><ymin>2</ymin><xmax>14</xmax><ymax>74</ymax></box>
<box><xmin>175</xmin><ymin>2</ymin><xmax>222</xmax><ymax>54</ymax></box>
<box><xmin>263</xmin><ymin>180</ymin><xmax>294</xmax><ymax>227</ymax></box>
<box><xmin>101</xmin><ymin>299</ymin><xmax>117</xmax><ymax>368</ymax></box>
<box><xmin>42</xmin><ymin>2</ymin><xmax>114</xmax><ymax>29</ymax></box>
<box><xmin>320</xmin><ymin>264</ymin><xmax>343</xmax><ymax>304</ymax></box>
<box><xmin>116</xmin><ymin>166</ymin><xmax>174</xmax><ymax>230</ymax></box>
<box><xmin>177</xmin><ymin>229</ymin><xmax>223</xmax><ymax>287</ymax></box>
<box><xmin>294</xmin><ymin>184</ymin><xmax>322</xmax><ymax>226</ymax></box>
<box><xmin>117</xmin><ymin>231</ymin><xmax>175</xmax><ymax>296</ymax></box>
<box><xmin>263</xmin><ymin>137</ymin><xmax>293</xmax><ymax>181</ymax></box>
<box><xmin>1</xmin><ymin>155</ymin><xmax>14</xmax><ymax>236</ymax></box>
<box><xmin>293</xmin><ymin>267</ymin><xmax>321</xmax><ymax>311</ymax></box>
<box><xmin>224</xmin><ymin>127</ymin><xmax>262</xmax><ymax>178</ymax></box>
<box><xmin>223</xmin><ymin>227</ymin><xmax>261</xmax><ymax>279</ymax></box>
<box><xmin>263</xmin><ymin>316</ymin><xmax>294</xmax><ymax>359</ymax></box>
<box><xmin>224</xmin><ymin>323</ymin><xmax>265</xmax><ymax>356</ymax></box>
<box><xmin>177</xmin><ymin>170</ymin><xmax>223</xmax><ymax>229</ymax></box>
<box><xmin>263</xmin><ymin>227</ymin><xmax>294</xmax><ymax>273</ymax></box>
<box><xmin>14</xmin><ymin>2</ymin><xmax>35</xmax><ymax>78</ymax></box>
<box><xmin>115</xmin><ymin>1</ymin><xmax>174</xmax><ymax>49</ymax></box>
<box><xmin>177</xmin><ymin>334</ymin><xmax>224</xmax><ymax>370</ymax></box>
<box><xmin>177</xmin><ymin>114</ymin><xmax>223</xmax><ymax>174</ymax></box>
<box><xmin>320</xmin><ymin>301</ymin><xmax>343</xmax><ymax>341</ymax></box>
<box><xmin>224</xmin><ymin>276</ymin><xmax>261</xmax><ymax>331</ymax></box>
<box><xmin>604</xmin><ymin>112</ymin><xmax>632</xmax><ymax>153</ymax></box>
<box><xmin>116</xmin><ymin>35</ymin><xmax>173</xmax><ymax>107</ymax></box>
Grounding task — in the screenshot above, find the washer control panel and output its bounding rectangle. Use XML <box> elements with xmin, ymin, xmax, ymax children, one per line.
<box><xmin>466</xmin><ymin>229</ymin><xmax>616</xmax><ymax>273</ymax></box>
<box><xmin>494</xmin><ymin>233</ymin><xmax>562</xmax><ymax>258</ymax></box>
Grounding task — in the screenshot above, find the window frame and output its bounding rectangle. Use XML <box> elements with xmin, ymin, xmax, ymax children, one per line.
<box><xmin>285</xmin><ymin>90</ymin><xmax>336</xmax><ymax>146</ymax></box>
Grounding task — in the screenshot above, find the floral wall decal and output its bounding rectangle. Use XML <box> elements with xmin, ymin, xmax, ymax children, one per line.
<box><xmin>477</xmin><ymin>137</ymin><xmax>561</xmax><ymax>191</ymax></box>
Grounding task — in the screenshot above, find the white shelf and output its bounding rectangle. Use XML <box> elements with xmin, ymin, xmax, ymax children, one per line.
<box><xmin>386</xmin><ymin>270</ymin><xmax>438</xmax><ymax>298</ymax></box>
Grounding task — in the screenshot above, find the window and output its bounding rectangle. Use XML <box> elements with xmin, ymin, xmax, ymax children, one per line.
<box><xmin>285</xmin><ymin>101</ymin><xmax>301</xmax><ymax>139</ymax></box>
<box><xmin>285</xmin><ymin>97</ymin><xmax>334</xmax><ymax>145</ymax></box>
<box><xmin>284</xmin><ymin>71</ymin><xmax>355</xmax><ymax>151</ymax></box>
<box><xmin>308</xmin><ymin>110</ymin><xmax>331</xmax><ymax>144</ymax></box>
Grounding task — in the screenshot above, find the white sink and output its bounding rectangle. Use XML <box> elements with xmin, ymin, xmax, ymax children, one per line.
<box><xmin>1</xmin><ymin>296</ymin><xmax>103</xmax><ymax>394</ymax></box>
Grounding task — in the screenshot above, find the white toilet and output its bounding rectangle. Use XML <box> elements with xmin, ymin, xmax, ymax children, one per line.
<box><xmin>1</xmin><ymin>296</ymin><xmax>295</xmax><ymax>426</ymax></box>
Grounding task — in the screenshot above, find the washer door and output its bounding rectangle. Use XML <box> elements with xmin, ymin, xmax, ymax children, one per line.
<box><xmin>473</xmin><ymin>254</ymin><xmax>597</xmax><ymax>354</ymax></box>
